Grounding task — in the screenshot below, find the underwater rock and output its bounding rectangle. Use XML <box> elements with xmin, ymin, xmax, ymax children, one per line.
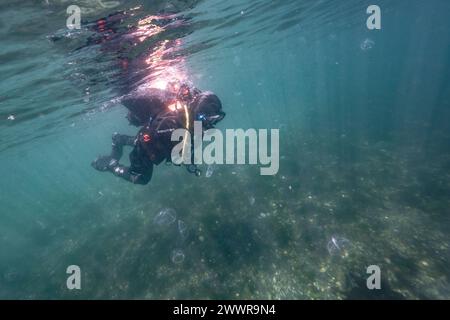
<box><xmin>171</xmin><ymin>249</ymin><xmax>185</xmax><ymax>264</ymax></box>
<box><xmin>154</xmin><ymin>208</ymin><xmax>176</xmax><ymax>226</ymax></box>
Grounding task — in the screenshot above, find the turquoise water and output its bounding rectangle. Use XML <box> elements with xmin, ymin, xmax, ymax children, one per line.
<box><xmin>0</xmin><ymin>0</ymin><xmax>449</xmax><ymax>299</ymax></box>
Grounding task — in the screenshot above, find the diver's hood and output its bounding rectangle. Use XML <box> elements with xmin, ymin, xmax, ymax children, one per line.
<box><xmin>191</xmin><ymin>91</ymin><xmax>225</xmax><ymax>127</ymax></box>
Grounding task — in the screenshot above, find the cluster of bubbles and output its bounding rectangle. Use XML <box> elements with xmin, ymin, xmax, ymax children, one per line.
<box><xmin>155</xmin><ymin>213</ymin><xmax>352</xmax><ymax>263</ymax></box>
<box><xmin>153</xmin><ymin>208</ymin><xmax>189</xmax><ymax>265</ymax></box>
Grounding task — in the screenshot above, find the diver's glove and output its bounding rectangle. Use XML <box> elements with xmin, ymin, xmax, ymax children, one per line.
<box><xmin>91</xmin><ymin>155</ymin><xmax>118</xmax><ymax>172</ymax></box>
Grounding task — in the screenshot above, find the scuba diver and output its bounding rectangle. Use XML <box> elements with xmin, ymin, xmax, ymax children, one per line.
<box><xmin>52</xmin><ymin>8</ymin><xmax>224</xmax><ymax>185</ymax></box>
<box><xmin>91</xmin><ymin>83</ymin><xmax>225</xmax><ymax>185</ymax></box>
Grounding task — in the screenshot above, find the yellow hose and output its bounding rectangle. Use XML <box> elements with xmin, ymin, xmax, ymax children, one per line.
<box><xmin>181</xmin><ymin>101</ymin><xmax>190</xmax><ymax>161</ymax></box>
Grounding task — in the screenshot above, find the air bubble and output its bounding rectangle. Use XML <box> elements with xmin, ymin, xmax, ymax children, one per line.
<box><xmin>205</xmin><ymin>165</ymin><xmax>215</xmax><ymax>178</ymax></box>
<box><xmin>154</xmin><ymin>208</ymin><xmax>176</xmax><ymax>226</ymax></box>
<box><xmin>171</xmin><ymin>249</ymin><xmax>185</xmax><ymax>264</ymax></box>
<box><xmin>360</xmin><ymin>38</ymin><xmax>375</xmax><ymax>51</ymax></box>
<box><xmin>178</xmin><ymin>220</ymin><xmax>189</xmax><ymax>240</ymax></box>
<box><xmin>327</xmin><ymin>236</ymin><xmax>351</xmax><ymax>256</ymax></box>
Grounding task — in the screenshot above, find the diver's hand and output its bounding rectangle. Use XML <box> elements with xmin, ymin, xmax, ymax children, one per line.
<box><xmin>91</xmin><ymin>156</ymin><xmax>118</xmax><ymax>172</ymax></box>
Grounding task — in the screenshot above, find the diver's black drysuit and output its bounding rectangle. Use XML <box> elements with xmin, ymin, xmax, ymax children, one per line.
<box><xmin>91</xmin><ymin>86</ymin><xmax>224</xmax><ymax>185</ymax></box>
